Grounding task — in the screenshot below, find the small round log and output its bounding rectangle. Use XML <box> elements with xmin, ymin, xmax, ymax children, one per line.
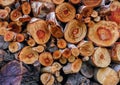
<box><xmin>59</xmin><ymin>56</ymin><xmax>67</xmax><ymax>65</ymax></box>
<box><xmin>64</xmin><ymin>19</ymin><xmax>87</xmax><ymax>43</ymax></box>
<box><xmin>16</xmin><ymin>33</ymin><xmax>25</xmax><ymax>42</ymax></box>
<box><xmin>94</xmin><ymin>67</ymin><xmax>119</xmax><ymax>85</ymax></box>
<box><xmin>18</xmin><ymin>46</ymin><xmax>39</xmax><ymax>64</ymax></box>
<box><xmin>4</xmin><ymin>31</ymin><xmax>15</xmax><ymax>41</ymax></box>
<box><xmin>32</xmin><ymin>45</ymin><xmax>45</xmax><ymax>53</ymax></box>
<box><xmin>53</xmin><ymin>50</ymin><xmax>62</xmax><ymax>60</ymax></box>
<box><xmin>27</xmin><ymin>37</ymin><xmax>36</xmax><ymax>47</ymax></box>
<box><xmin>91</xmin><ymin>47</ymin><xmax>111</xmax><ymax>67</ymax></box>
<box><xmin>0</xmin><ymin>9</ymin><xmax>8</xmax><ymax>19</ymax></box>
<box><xmin>8</xmin><ymin>42</ymin><xmax>23</xmax><ymax>53</ymax></box>
<box><xmin>57</xmin><ymin>39</ymin><xmax>67</xmax><ymax>49</ymax></box>
<box><xmin>88</xmin><ymin>21</ymin><xmax>119</xmax><ymax>47</ymax></box>
<box><xmin>51</xmin><ymin>62</ymin><xmax>62</xmax><ymax>73</ymax></box>
<box><xmin>40</xmin><ymin>73</ymin><xmax>55</xmax><ymax>85</ymax></box>
<box><xmin>21</xmin><ymin>1</ymin><xmax>31</xmax><ymax>15</ymax></box>
<box><xmin>39</xmin><ymin>52</ymin><xmax>53</xmax><ymax>66</ymax></box>
<box><xmin>55</xmin><ymin>3</ymin><xmax>76</xmax><ymax>23</ymax></box>
<box><xmin>77</xmin><ymin>41</ymin><xmax>94</xmax><ymax>57</ymax></box>
<box><xmin>62</xmin><ymin>48</ymin><xmax>72</xmax><ymax>58</ymax></box>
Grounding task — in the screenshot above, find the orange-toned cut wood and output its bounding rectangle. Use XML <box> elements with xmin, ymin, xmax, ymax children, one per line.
<box><xmin>62</xmin><ymin>48</ymin><xmax>72</xmax><ymax>58</ymax></box>
<box><xmin>53</xmin><ymin>50</ymin><xmax>62</xmax><ymax>60</ymax></box>
<box><xmin>4</xmin><ymin>31</ymin><xmax>15</xmax><ymax>41</ymax></box>
<box><xmin>69</xmin><ymin>0</ymin><xmax>81</xmax><ymax>4</ymax></box>
<box><xmin>27</xmin><ymin>37</ymin><xmax>36</xmax><ymax>47</ymax></box>
<box><xmin>88</xmin><ymin>21</ymin><xmax>119</xmax><ymax>47</ymax></box>
<box><xmin>55</xmin><ymin>3</ymin><xmax>76</xmax><ymax>22</ymax></box>
<box><xmin>0</xmin><ymin>9</ymin><xmax>8</xmax><ymax>19</ymax></box>
<box><xmin>18</xmin><ymin>46</ymin><xmax>39</xmax><ymax>64</ymax></box>
<box><xmin>82</xmin><ymin>0</ymin><xmax>102</xmax><ymax>7</ymax></box>
<box><xmin>0</xmin><ymin>0</ymin><xmax>15</xmax><ymax>6</ymax></box>
<box><xmin>27</xmin><ymin>20</ymin><xmax>51</xmax><ymax>44</ymax></box>
<box><xmin>64</xmin><ymin>19</ymin><xmax>87</xmax><ymax>43</ymax></box>
<box><xmin>39</xmin><ymin>52</ymin><xmax>53</xmax><ymax>66</ymax></box>
<box><xmin>57</xmin><ymin>39</ymin><xmax>67</xmax><ymax>49</ymax></box>
<box><xmin>52</xmin><ymin>0</ymin><xmax>64</xmax><ymax>5</ymax></box>
<box><xmin>16</xmin><ymin>33</ymin><xmax>25</xmax><ymax>42</ymax></box>
<box><xmin>10</xmin><ymin>9</ymin><xmax>22</xmax><ymax>21</ymax></box>
<box><xmin>21</xmin><ymin>1</ymin><xmax>31</xmax><ymax>15</ymax></box>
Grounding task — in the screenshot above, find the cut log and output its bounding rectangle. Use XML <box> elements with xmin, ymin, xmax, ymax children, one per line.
<box><xmin>82</xmin><ymin>0</ymin><xmax>102</xmax><ymax>7</ymax></box>
<box><xmin>91</xmin><ymin>47</ymin><xmax>111</xmax><ymax>67</ymax></box>
<box><xmin>27</xmin><ymin>19</ymin><xmax>51</xmax><ymax>44</ymax></box>
<box><xmin>18</xmin><ymin>46</ymin><xmax>39</xmax><ymax>64</ymax></box>
<box><xmin>57</xmin><ymin>39</ymin><xmax>67</xmax><ymax>49</ymax></box>
<box><xmin>51</xmin><ymin>62</ymin><xmax>62</xmax><ymax>73</ymax></box>
<box><xmin>0</xmin><ymin>9</ymin><xmax>8</xmax><ymax>19</ymax></box>
<box><xmin>64</xmin><ymin>19</ymin><xmax>87</xmax><ymax>43</ymax></box>
<box><xmin>69</xmin><ymin>0</ymin><xmax>81</xmax><ymax>4</ymax></box>
<box><xmin>77</xmin><ymin>41</ymin><xmax>94</xmax><ymax>57</ymax></box>
<box><xmin>88</xmin><ymin>21</ymin><xmax>119</xmax><ymax>47</ymax></box>
<box><xmin>63</xmin><ymin>59</ymin><xmax>82</xmax><ymax>74</ymax></box>
<box><xmin>55</xmin><ymin>3</ymin><xmax>76</xmax><ymax>22</ymax></box>
<box><xmin>68</xmin><ymin>55</ymin><xmax>76</xmax><ymax>63</ymax></box>
<box><xmin>27</xmin><ymin>37</ymin><xmax>36</xmax><ymax>47</ymax></box>
<box><xmin>52</xmin><ymin>0</ymin><xmax>64</xmax><ymax>5</ymax></box>
<box><xmin>21</xmin><ymin>1</ymin><xmax>31</xmax><ymax>15</ymax></box>
<box><xmin>4</xmin><ymin>31</ymin><xmax>15</xmax><ymax>41</ymax></box>
<box><xmin>94</xmin><ymin>67</ymin><xmax>119</xmax><ymax>85</ymax></box>
<box><xmin>53</xmin><ymin>50</ymin><xmax>62</xmax><ymax>60</ymax></box>
<box><xmin>80</xmin><ymin>62</ymin><xmax>94</xmax><ymax>78</ymax></box>
<box><xmin>62</xmin><ymin>48</ymin><xmax>72</xmax><ymax>58</ymax></box>
<box><xmin>111</xmin><ymin>42</ymin><xmax>120</xmax><ymax>62</ymax></box>
<box><xmin>40</xmin><ymin>73</ymin><xmax>55</xmax><ymax>85</ymax></box>
<box><xmin>7</xmin><ymin>21</ymin><xmax>22</xmax><ymax>33</ymax></box>
<box><xmin>32</xmin><ymin>45</ymin><xmax>45</xmax><ymax>53</ymax></box>
<box><xmin>59</xmin><ymin>56</ymin><xmax>67</xmax><ymax>65</ymax></box>
<box><xmin>8</xmin><ymin>42</ymin><xmax>23</xmax><ymax>53</ymax></box>
<box><xmin>0</xmin><ymin>0</ymin><xmax>15</xmax><ymax>6</ymax></box>
<box><xmin>39</xmin><ymin>52</ymin><xmax>53</xmax><ymax>66</ymax></box>
<box><xmin>16</xmin><ymin>33</ymin><xmax>25</xmax><ymax>42</ymax></box>
<box><xmin>10</xmin><ymin>9</ymin><xmax>22</xmax><ymax>21</ymax></box>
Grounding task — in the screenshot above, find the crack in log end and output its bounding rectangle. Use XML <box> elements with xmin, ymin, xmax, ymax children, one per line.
<box><xmin>72</xmin><ymin>28</ymin><xmax>79</xmax><ymax>38</ymax></box>
<box><xmin>36</xmin><ymin>30</ymin><xmax>45</xmax><ymax>39</ymax></box>
<box><xmin>97</xmin><ymin>27</ymin><xmax>112</xmax><ymax>41</ymax></box>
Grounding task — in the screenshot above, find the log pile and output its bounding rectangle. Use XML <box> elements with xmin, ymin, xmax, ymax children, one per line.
<box><xmin>0</xmin><ymin>0</ymin><xmax>120</xmax><ymax>85</ymax></box>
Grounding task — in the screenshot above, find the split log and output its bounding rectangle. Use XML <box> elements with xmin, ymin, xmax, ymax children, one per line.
<box><xmin>21</xmin><ymin>1</ymin><xmax>31</xmax><ymax>15</ymax></box>
<box><xmin>88</xmin><ymin>21</ymin><xmax>119</xmax><ymax>47</ymax></box>
<box><xmin>111</xmin><ymin>42</ymin><xmax>120</xmax><ymax>62</ymax></box>
<box><xmin>82</xmin><ymin>0</ymin><xmax>102</xmax><ymax>7</ymax></box>
<box><xmin>80</xmin><ymin>62</ymin><xmax>94</xmax><ymax>78</ymax></box>
<box><xmin>0</xmin><ymin>0</ymin><xmax>15</xmax><ymax>6</ymax></box>
<box><xmin>40</xmin><ymin>73</ymin><xmax>55</xmax><ymax>85</ymax></box>
<box><xmin>108</xmin><ymin>1</ymin><xmax>120</xmax><ymax>25</ymax></box>
<box><xmin>31</xmin><ymin>1</ymin><xmax>55</xmax><ymax>18</ymax></box>
<box><xmin>63</xmin><ymin>59</ymin><xmax>82</xmax><ymax>74</ymax></box>
<box><xmin>55</xmin><ymin>3</ymin><xmax>76</xmax><ymax>23</ymax></box>
<box><xmin>0</xmin><ymin>60</ymin><xmax>27</xmax><ymax>85</ymax></box>
<box><xmin>64</xmin><ymin>19</ymin><xmax>87</xmax><ymax>43</ymax></box>
<box><xmin>18</xmin><ymin>46</ymin><xmax>39</xmax><ymax>64</ymax></box>
<box><xmin>27</xmin><ymin>19</ymin><xmax>51</xmax><ymax>44</ymax></box>
<box><xmin>94</xmin><ymin>67</ymin><xmax>119</xmax><ymax>85</ymax></box>
<box><xmin>90</xmin><ymin>47</ymin><xmax>111</xmax><ymax>67</ymax></box>
<box><xmin>39</xmin><ymin>52</ymin><xmax>53</xmax><ymax>66</ymax></box>
<box><xmin>77</xmin><ymin>41</ymin><xmax>94</xmax><ymax>57</ymax></box>
<box><xmin>52</xmin><ymin>0</ymin><xmax>64</xmax><ymax>5</ymax></box>
<box><xmin>8</xmin><ymin>42</ymin><xmax>23</xmax><ymax>53</ymax></box>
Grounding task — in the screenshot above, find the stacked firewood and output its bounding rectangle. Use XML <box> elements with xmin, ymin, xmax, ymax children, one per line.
<box><xmin>0</xmin><ymin>0</ymin><xmax>120</xmax><ymax>85</ymax></box>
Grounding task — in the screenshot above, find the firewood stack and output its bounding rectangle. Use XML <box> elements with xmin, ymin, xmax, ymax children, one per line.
<box><xmin>0</xmin><ymin>0</ymin><xmax>120</xmax><ymax>85</ymax></box>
